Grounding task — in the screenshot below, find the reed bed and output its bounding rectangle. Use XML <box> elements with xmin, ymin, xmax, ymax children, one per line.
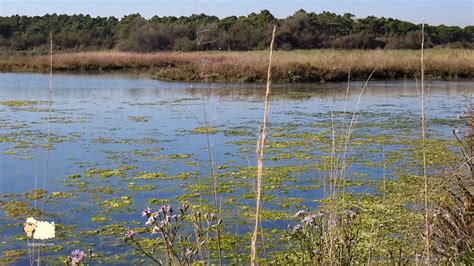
<box><xmin>1</xmin><ymin>49</ymin><xmax>473</xmax><ymax>82</ymax></box>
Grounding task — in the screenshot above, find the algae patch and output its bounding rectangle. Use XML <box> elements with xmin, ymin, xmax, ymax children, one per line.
<box><xmin>191</xmin><ymin>126</ymin><xmax>219</xmax><ymax>134</ymax></box>
<box><xmin>101</xmin><ymin>196</ymin><xmax>133</xmax><ymax>209</ymax></box>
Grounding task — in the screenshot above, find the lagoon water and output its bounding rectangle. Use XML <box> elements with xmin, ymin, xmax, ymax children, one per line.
<box><xmin>0</xmin><ymin>73</ymin><xmax>472</xmax><ymax>263</ymax></box>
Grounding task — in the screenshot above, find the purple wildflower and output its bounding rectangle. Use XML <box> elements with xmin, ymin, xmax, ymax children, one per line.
<box><xmin>292</xmin><ymin>224</ymin><xmax>303</xmax><ymax>233</ymax></box>
<box><xmin>161</xmin><ymin>205</ymin><xmax>171</xmax><ymax>213</ymax></box>
<box><xmin>70</xmin><ymin>249</ymin><xmax>86</xmax><ymax>263</ymax></box>
<box><xmin>124</xmin><ymin>230</ymin><xmax>136</xmax><ymax>240</ymax></box>
<box><xmin>142</xmin><ymin>207</ymin><xmax>152</xmax><ymax>217</ymax></box>
<box><xmin>185</xmin><ymin>248</ymin><xmax>193</xmax><ymax>257</ymax></box>
<box><xmin>170</xmin><ymin>214</ymin><xmax>181</xmax><ymax>222</ymax></box>
<box><xmin>145</xmin><ymin>215</ymin><xmax>155</xmax><ymax>226</ymax></box>
<box><xmin>303</xmin><ymin>214</ymin><xmax>318</xmax><ymax>225</ymax></box>
<box><xmin>157</xmin><ymin>219</ymin><xmax>168</xmax><ymax>228</ymax></box>
<box><xmin>205</xmin><ymin>212</ymin><xmax>216</xmax><ymax>220</ymax></box>
<box><xmin>294</xmin><ymin>210</ymin><xmax>306</xmax><ymax>218</ymax></box>
<box><xmin>151</xmin><ymin>226</ymin><xmax>160</xmax><ymax>235</ymax></box>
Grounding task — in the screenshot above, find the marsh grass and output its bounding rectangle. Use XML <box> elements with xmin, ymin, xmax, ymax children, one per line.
<box><xmin>431</xmin><ymin>97</ymin><xmax>474</xmax><ymax>263</ymax></box>
<box><xmin>1</xmin><ymin>49</ymin><xmax>472</xmax><ymax>82</ymax></box>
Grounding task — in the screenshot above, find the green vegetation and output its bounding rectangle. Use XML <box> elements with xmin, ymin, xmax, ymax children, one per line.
<box><xmin>0</xmin><ymin>100</ymin><xmax>44</xmax><ymax>107</ymax></box>
<box><xmin>134</xmin><ymin>171</ymin><xmax>166</xmax><ymax>179</ymax></box>
<box><xmin>0</xmin><ymin>11</ymin><xmax>472</xmax><ymax>52</ymax></box>
<box><xmin>191</xmin><ymin>126</ymin><xmax>219</xmax><ymax>134</ymax></box>
<box><xmin>128</xmin><ymin>116</ymin><xmax>150</xmax><ymax>122</ymax></box>
<box><xmin>101</xmin><ymin>196</ymin><xmax>133</xmax><ymax>209</ymax></box>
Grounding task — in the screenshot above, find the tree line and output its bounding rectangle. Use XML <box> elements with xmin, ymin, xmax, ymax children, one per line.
<box><xmin>0</xmin><ymin>10</ymin><xmax>472</xmax><ymax>52</ymax></box>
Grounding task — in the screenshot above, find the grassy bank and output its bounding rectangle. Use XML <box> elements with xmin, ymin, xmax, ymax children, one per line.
<box><xmin>1</xmin><ymin>49</ymin><xmax>473</xmax><ymax>82</ymax></box>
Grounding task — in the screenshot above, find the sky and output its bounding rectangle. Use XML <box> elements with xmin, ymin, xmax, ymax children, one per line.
<box><xmin>0</xmin><ymin>0</ymin><xmax>473</xmax><ymax>27</ymax></box>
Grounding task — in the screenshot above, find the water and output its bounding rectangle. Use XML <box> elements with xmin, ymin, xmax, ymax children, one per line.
<box><xmin>0</xmin><ymin>73</ymin><xmax>472</xmax><ymax>263</ymax></box>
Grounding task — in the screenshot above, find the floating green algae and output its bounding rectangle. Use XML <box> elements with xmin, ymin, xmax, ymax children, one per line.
<box><xmin>86</xmin><ymin>168</ymin><xmax>125</xmax><ymax>178</ymax></box>
<box><xmin>148</xmin><ymin>198</ymin><xmax>171</xmax><ymax>205</ymax></box>
<box><xmin>170</xmin><ymin>171</ymin><xmax>199</xmax><ymax>179</ymax></box>
<box><xmin>102</xmin><ymin>196</ymin><xmax>133</xmax><ymax>209</ymax></box>
<box><xmin>0</xmin><ymin>100</ymin><xmax>44</xmax><ymax>107</ymax></box>
<box><xmin>128</xmin><ymin>182</ymin><xmax>156</xmax><ymax>191</ymax></box>
<box><xmin>224</xmin><ymin>129</ymin><xmax>253</xmax><ymax>136</ymax></box>
<box><xmin>0</xmin><ymin>136</ymin><xmax>16</xmax><ymax>143</ymax></box>
<box><xmin>269</xmin><ymin>152</ymin><xmax>294</xmax><ymax>160</ymax></box>
<box><xmin>240</xmin><ymin>205</ymin><xmax>290</xmax><ymax>220</ymax></box>
<box><xmin>191</xmin><ymin>125</ymin><xmax>219</xmax><ymax>134</ymax></box>
<box><xmin>91</xmin><ymin>216</ymin><xmax>111</xmax><ymax>223</ymax></box>
<box><xmin>0</xmin><ymin>249</ymin><xmax>27</xmax><ymax>264</ymax></box>
<box><xmin>269</xmin><ymin>140</ymin><xmax>309</xmax><ymax>149</ymax></box>
<box><xmin>128</xmin><ymin>116</ymin><xmax>150</xmax><ymax>122</ymax></box>
<box><xmin>168</xmin><ymin>153</ymin><xmax>192</xmax><ymax>159</ymax></box>
<box><xmin>90</xmin><ymin>187</ymin><xmax>115</xmax><ymax>194</ymax></box>
<box><xmin>134</xmin><ymin>147</ymin><xmax>163</xmax><ymax>157</ymax></box>
<box><xmin>188</xmin><ymin>183</ymin><xmax>209</xmax><ymax>193</ymax></box>
<box><xmin>2</xmin><ymin>200</ymin><xmax>41</xmax><ymax>218</ymax></box>
<box><xmin>24</xmin><ymin>189</ymin><xmax>47</xmax><ymax>200</ymax></box>
<box><xmin>83</xmin><ymin>222</ymin><xmax>128</xmax><ymax>236</ymax></box>
<box><xmin>50</xmin><ymin>191</ymin><xmax>76</xmax><ymax>198</ymax></box>
<box><xmin>277</xmin><ymin>197</ymin><xmax>305</xmax><ymax>208</ymax></box>
<box><xmin>135</xmin><ymin>171</ymin><xmax>167</xmax><ymax>179</ymax></box>
<box><xmin>185</xmin><ymin>161</ymin><xmax>200</xmax><ymax>167</ymax></box>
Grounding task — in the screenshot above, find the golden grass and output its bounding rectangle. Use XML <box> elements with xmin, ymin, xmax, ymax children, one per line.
<box><xmin>1</xmin><ymin>49</ymin><xmax>473</xmax><ymax>82</ymax></box>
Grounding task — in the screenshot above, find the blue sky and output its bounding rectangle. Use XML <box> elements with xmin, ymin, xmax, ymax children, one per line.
<box><xmin>0</xmin><ymin>0</ymin><xmax>472</xmax><ymax>27</ymax></box>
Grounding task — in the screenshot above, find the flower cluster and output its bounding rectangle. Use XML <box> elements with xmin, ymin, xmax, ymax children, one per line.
<box><xmin>124</xmin><ymin>229</ymin><xmax>136</xmax><ymax>240</ymax></box>
<box><xmin>124</xmin><ymin>204</ymin><xmax>222</xmax><ymax>265</ymax></box>
<box><xmin>285</xmin><ymin>209</ymin><xmax>360</xmax><ymax>264</ymax></box>
<box><xmin>302</xmin><ymin>211</ymin><xmax>324</xmax><ymax>225</ymax></box>
<box><xmin>141</xmin><ymin>204</ymin><xmax>189</xmax><ymax>233</ymax></box>
<box><xmin>70</xmin><ymin>249</ymin><xmax>86</xmax><ymax>265</ymax></box>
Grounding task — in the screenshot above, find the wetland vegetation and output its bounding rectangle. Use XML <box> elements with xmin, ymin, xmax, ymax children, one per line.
<box><xmin>0</xmin><ymin>9</ymin><xmax>473</xmax><ymax>264</ymax></box>
<box><xmin>1</xmin><ymin>49</ymin><xmax>474</xmax><ymax>82</ymax></box>
<box><xmin>0</xmin><ymin>72</ymin><xmax>472</xmax><ymax>264</ymax></box>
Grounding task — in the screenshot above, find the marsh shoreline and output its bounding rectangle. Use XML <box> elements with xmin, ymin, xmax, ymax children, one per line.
<box><xmin>1</xmin><ymin>49</ymin><xmax>473</xmax><ymax>83</ymax></box>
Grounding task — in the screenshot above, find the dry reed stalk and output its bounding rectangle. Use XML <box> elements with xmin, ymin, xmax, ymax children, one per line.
<box><xmin>201</xmin><ymin>98</ymin><xmax>223</xmax><ymax>265</ymax></box>
<box><xmin>333</xmin><ymin>69</ymin><xmax>376</xmax><ymax>195</ymax></box>
<box><xmin>250</xmin><ymin>25</ymin><xmax>276</xmax><ymax>266</ymax></box>
<box><xmin>191</xmin><ymin>52</ymin><xmax>224</xmax><ymax>264</ymax></box>
<box><xmin>326</xmin><ymin>69</ymin><xmax>374</xmax><ymax>264</ymax></box>
<box><xmin>420</xmin><ymin>21</ymin><xmax>431</xmax><ymax>265</ymax></box>
<box><xmin>36</xmin><ymin>29</ymin><xmax>53</xmax><ymax>266</ymax></box>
